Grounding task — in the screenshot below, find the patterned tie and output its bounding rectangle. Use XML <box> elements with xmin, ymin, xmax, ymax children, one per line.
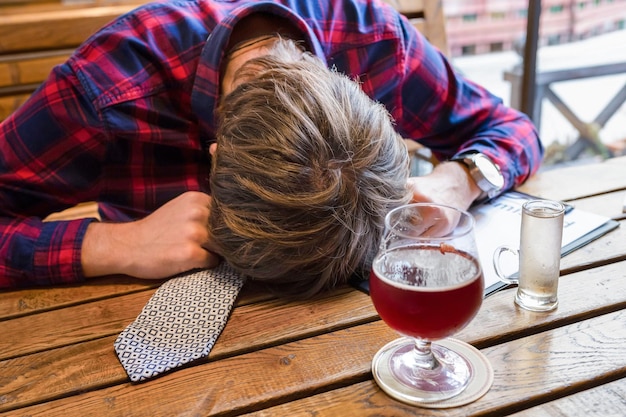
<box><xmin>114</xmin><ymin>263</ymin><xmax>246</xmax><ymax>382</ymax></box>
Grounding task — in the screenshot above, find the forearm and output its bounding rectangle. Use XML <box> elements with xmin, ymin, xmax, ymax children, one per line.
<box><xmin>448</xmin><ymin>105</ymin><xmax>543</xmax><ymax>191</ymax></box>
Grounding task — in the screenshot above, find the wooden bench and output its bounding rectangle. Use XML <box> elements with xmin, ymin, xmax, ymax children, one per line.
<box><xmin>384</xmin><ymin>0</ymin><xmax>448</xmax><ymax>55</ymax></box>
<box><xmin>0</xmin><ymin>0</ymin><xmax>150</xmax><ymax>121</ymax></box>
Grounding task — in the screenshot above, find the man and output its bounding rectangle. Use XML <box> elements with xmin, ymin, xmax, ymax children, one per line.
<box><xmin>0</xmin><ymin>0</ymin><xmax>542</xmax><ymax>295</ymax></box>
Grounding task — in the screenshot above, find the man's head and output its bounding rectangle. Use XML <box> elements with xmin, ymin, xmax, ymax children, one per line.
<box><xmin>210</xmin><ymin>38</ymin><xmax>410</xmax><ymax>298</ymax></box>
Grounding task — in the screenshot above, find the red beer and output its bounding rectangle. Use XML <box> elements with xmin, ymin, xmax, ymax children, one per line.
<box><xmin>370</xmin><ymin>245</ymin><xmax>484</xmax><ymax>340</ymax></box>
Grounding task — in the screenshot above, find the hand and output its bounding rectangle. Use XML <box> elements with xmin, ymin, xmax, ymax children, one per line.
<box><xmin>405</xmin><ymin>162</ymin><xmax>482</xmax><ymax>236</ymax></box>
<box><xmin>82</xmin><ymin>191</ymin><xmax>220</xmax><ymax>279</ymax></box>
<box><xmin>407</xmin><ymin>161</ymin><xmax>481</xmax><ymax>209</ymax></box>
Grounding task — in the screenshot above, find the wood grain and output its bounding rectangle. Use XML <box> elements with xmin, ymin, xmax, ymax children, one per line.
<box><xmin>0</xmin><ymin>287</ymin><xmax>372</xmax><ymax>360</ymax></box>
<box><xmin>507</xmin><ymin>377</ymin><xmax>626</xmax><ymax>417</ymax></box>
<box><xmin>1</xmin><ymin>185</ymin><xmax>624</xmax><ymax>415</ymax></box>
<box><xmin>0</xmin><ymin>92</ymin><xmax>28</xmax><ymax>120</ymax></box>
<box><xmin>0</xmin><ymin>275</ymin><xmax>274</xmax><ymax>321</ymax></box>
<box><xmin>0</xmin><ymin>290</ymin><xmax>154</xmax><ymax>361</ymax></box>
<box><xmin>7</xmin><ymin>309</ymin><xmax>625</xmax><ymax>417</ymax></box>
<box><xmin>0</xmin><ymin>50</ymin><xmax>70</xmax><ymax>88</ymax></box>
<box><xmin>559</xmin><ymin>219</ymin><xmax>626</xmax><ymax>275</ymax></box>
<box><xmin>519</xmin><ymin>157</ymin><xmax>626</xmax><ymax>201</ymax></box>
<box><xmin>0</xmin><ymin>4</ymin><xmax>147</xmax><ymax>53</ymax></box>
<box><xmin>248</xmin><ymin>311</ymin><xmax>626</xmax><ymax>417</ymax></box>
<box><xmin>0</xmin><ymin>277</ymin><xmax>159</xmax><ymax>321</ymax></box>
<box><xmin>0</xmin><ymin>289</ymin><xmax>376</xmax><ymax>411</ymax></box>
<box><xmin>2</xmin><ymin>258</ymin><xmax>625</xmax><ymax>413</ymax></box>
<box><xmin>569</xmin><ymin>191</ymin><xmax>626</xmax><ymax>220</ymax></box>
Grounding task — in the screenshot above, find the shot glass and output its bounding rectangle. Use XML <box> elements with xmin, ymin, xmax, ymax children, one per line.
<box><xmin>493</xmin><ymin>199</ymin><xmax>565</xmax><ymax>311</ymax></box>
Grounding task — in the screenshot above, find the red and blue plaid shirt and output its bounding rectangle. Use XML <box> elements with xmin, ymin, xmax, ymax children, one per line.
<box><xmin>0</xmin><ymin>0</ymin><xmax>542</xmax><ymax>288</ymax></box>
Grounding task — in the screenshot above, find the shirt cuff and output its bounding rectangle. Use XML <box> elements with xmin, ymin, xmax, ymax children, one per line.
<box><xmin>33</xmin><ymin>218</ymin><xmax>95</xmax><ymax>285</ymax></box>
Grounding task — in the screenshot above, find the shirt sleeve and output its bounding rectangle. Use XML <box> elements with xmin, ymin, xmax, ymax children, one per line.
<box><xmin>0</xmin><ymin>60</ymin><xmax>107</xmax><ymax>288</ymax></box>
<box><xmin>391</xmin><ymin>17</ymin><xmax>544</xmax><ymax>190</ymax></box>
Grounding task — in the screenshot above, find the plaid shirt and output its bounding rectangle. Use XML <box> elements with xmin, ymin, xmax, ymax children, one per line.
<box><xmin>0</xmin><ymin>0</ymin><xmax>542</xmax><ymax>288</ymax></box>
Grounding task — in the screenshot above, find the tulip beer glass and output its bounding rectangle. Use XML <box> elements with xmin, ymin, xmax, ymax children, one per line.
<box><xmin>370</xmin><ymin>203</ymin><xmax>485</xmax><ymax>404</ymax></box>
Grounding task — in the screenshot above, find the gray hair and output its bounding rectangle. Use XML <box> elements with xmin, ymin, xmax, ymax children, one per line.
<box><xmin>209</xmin><ymin>38</ymin><xmax>410</xmax><ymax>298</ymax></box>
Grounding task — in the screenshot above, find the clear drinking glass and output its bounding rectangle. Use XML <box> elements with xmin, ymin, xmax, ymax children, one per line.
<box><xmin>370</xmin><ymin>203</ymin><xmax>485</xmax><ymax>404</ymax></box>
<box><xmin>493</xmin><ymin>199</ymin><xmax>565</xmax><ymax>311</ymax></box>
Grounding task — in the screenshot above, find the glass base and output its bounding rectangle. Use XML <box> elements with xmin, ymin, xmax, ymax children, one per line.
<box><xmin>515</xmin><ymin>289</ymin><xmax>558</xmax><ymax>312</ymax></box>
<box><xmin>372</xmin><ymin>337</ymin><xmax>472</xmax><ymax>404</ymax></box>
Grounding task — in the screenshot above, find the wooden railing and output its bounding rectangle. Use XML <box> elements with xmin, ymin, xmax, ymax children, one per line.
<box><xmin>504</xmin><ymin>61</ymin><xmax>626</xmax><ymax>161</ymax></box>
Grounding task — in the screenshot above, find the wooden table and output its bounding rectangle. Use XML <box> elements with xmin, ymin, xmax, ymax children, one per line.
<box><xmin>2</xmin><ymin>156</ymin><xmax>626</xmax><ymax>416</ymax></box>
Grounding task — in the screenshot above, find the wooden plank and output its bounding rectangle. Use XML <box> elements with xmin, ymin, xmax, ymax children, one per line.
<box><xmin>535</xmin><ymin>62</ymin><xmax>626</xmax><ymax>86</ymax></box>
<box><xmin>519</xmin><ymin>157</ymin><xmax>626</xmax><ymax>201</ymax></box>
<box><xmin>0</xmin><ymin>277</ymin><xmax>273</xmax><ymax>321</ymax></box>
<box><xmin>507</xmin><ymin>377</ymin><xmax>626</xmax><ymax>417</ymax></box>
<box><xmin>0</xmin><ymin>286</ymin><xmax>373</xmax><ymax>361</ymax></box>
<box><xmin>0</xmin><ymin>290</ymin><xmax>152</xmax><ymax>361</ymax></box>
<box><xmin>2</xmin><ymin>243</ymin><xmax>625</xmax><ymax>362</ymax></box>
<box><xmin>0</xmin><ymin>277</ymin><xmax>159</xmax><ymax>321</ymax></box>
<box><xmin>0</xmin><ymin>288</ymin><xmax>375</xmax><ymax>411</ymax></box>
<box><xmin>383</xmin><ymin>0</ymin><xmax>425</xmax><ymax>16</ymax></box>
<box><xmin>0</xmin><ymin>274</ymin><xmax>272</xmax><ymax>321</ymax></box>
<box><xmin>560</xmin><ymin>219</ymin><xmax>626</xmax><ymax>275</ymax></box>
<box><xmin>0</xmin><ymin>50</ymin><xmax>70</xmax><ymax>89</ymax></box>
<box><xmin>382</xmin><ymin>0</ymin><xmax>448</xmax><ymax>54</ymax></box>
<box><xmin>7</xmin><ymin>308</ymin><xmax>626</xmax><ymax>416</ymax></box>
<box><xmin>0</xmin><ymin>92</ymin><xmax>28</xmax><ymax>120</ymax></box>
<box><xmin>461</xmin><ymin>259</ymin><xmax>626</xmax><ymax>348</ymax></box>
<box><xmin>43</xmin><ymin>201</ymin><xmax>100</xmax><ymax>221</ymax></box>
<box><xmin>0</xmin><ymin>4</ymin><xmax>145</xmax><ymax>54</ymax></box>
<box><xmin>567</xmin><ymin>190</ymin><xmax>626</xmax><ymax>219</ymax></box>
<box><xmin>2</xmin><ymin>258</ymin><xmax>626</xmax><ymax>413</ymax></box>
<box><xmin>0</xmin><ymin>337</ymin><xmax>127</xmax><ymax>412</ymax></box>
<box><xmin>421</xmin><ymin>0</ymin><xmax>448</xmax><ymax>55</ymax></box>
<box><xmin>242</xmin><ymin>311</ymin><xmax>626</xmax><ymax>416</ymax></box>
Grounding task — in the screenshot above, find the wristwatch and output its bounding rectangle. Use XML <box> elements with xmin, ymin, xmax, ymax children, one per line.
<box><xmin>451</xmin><ymin>152</ymin><xmax>504</xmax><ymax>201</ymax></box>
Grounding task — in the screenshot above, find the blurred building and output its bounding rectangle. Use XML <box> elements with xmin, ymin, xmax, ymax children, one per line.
<box><xmin>444</xmin><ymin>0</ymin><xmax>626</xmax><ymax>56</ymax></box>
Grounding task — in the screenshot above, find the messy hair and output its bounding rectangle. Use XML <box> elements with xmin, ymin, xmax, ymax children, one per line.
<box><xmin>210</xmin><ymin>38</ymin><xmax>410</xmax><ymax>298</ymax></box>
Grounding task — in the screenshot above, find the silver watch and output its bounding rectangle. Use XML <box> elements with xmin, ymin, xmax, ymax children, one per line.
<box><xmin>451</xmin><ymin>152</ymin><xmax>504</xmax><ymax>200</ymax></box>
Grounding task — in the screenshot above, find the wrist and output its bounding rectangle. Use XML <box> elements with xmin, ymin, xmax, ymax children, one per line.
<box><xmin>81</xmin><ymin>222</ymin><xmax>133</xmax><ymax>277</ymax></box>
<box><xmin>450</xmin><ymin>152</ymin><xmax>504</xmax><ymax>203</ymax></box>
<box><xmin>425</xmin><ymin>162</ymin><xmax>481</xmax><ymax>209</ymax></box>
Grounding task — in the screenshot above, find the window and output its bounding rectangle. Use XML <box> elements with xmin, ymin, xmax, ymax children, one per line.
<box><xmin>461</xmin><ymin>45</ymin><xmax>476</xmax><ymax>55</ymax></box>
<box><xmin>462</xmin><ymin>14</ymin><xmax>478</xmax><ymax>22</ymax></box>
<box><xmin>490</xmin><ymin>42</ymin><xmax>504</xmax><ymax>52</ymax></box>
<box><xmin>550</xmin><ymin>5</ymin><xmax>564</xmax><ymax>13</ymax></box>
<box><xmin>547</xmin><ymin>34</ymin><xmax>561</xmax><ymax>45</ymax></box>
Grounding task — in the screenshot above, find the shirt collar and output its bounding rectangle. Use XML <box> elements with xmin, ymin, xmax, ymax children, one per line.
<box><xmin>191</xmin><ymin>2</ymin><xmax>326</xmax><ymax>150</ymax></box>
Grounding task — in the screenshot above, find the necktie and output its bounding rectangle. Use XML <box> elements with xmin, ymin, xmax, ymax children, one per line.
<box><xmin>114</xmin><ymin>263</ymin><xmax>245</xmax><ymax>382</ymax></box>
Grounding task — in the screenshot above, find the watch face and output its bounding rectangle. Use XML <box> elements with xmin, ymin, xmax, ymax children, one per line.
<box><xmin>474</xmin><ymin>154</ymin><xmax>504</xmax><ymax>190</ymax></box>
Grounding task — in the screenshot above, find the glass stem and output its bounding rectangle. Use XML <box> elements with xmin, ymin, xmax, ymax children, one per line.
<box><xmin>412</xmin><ymin>339</ymin><xmax>440</xmax><ymax>371</ymax></box>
